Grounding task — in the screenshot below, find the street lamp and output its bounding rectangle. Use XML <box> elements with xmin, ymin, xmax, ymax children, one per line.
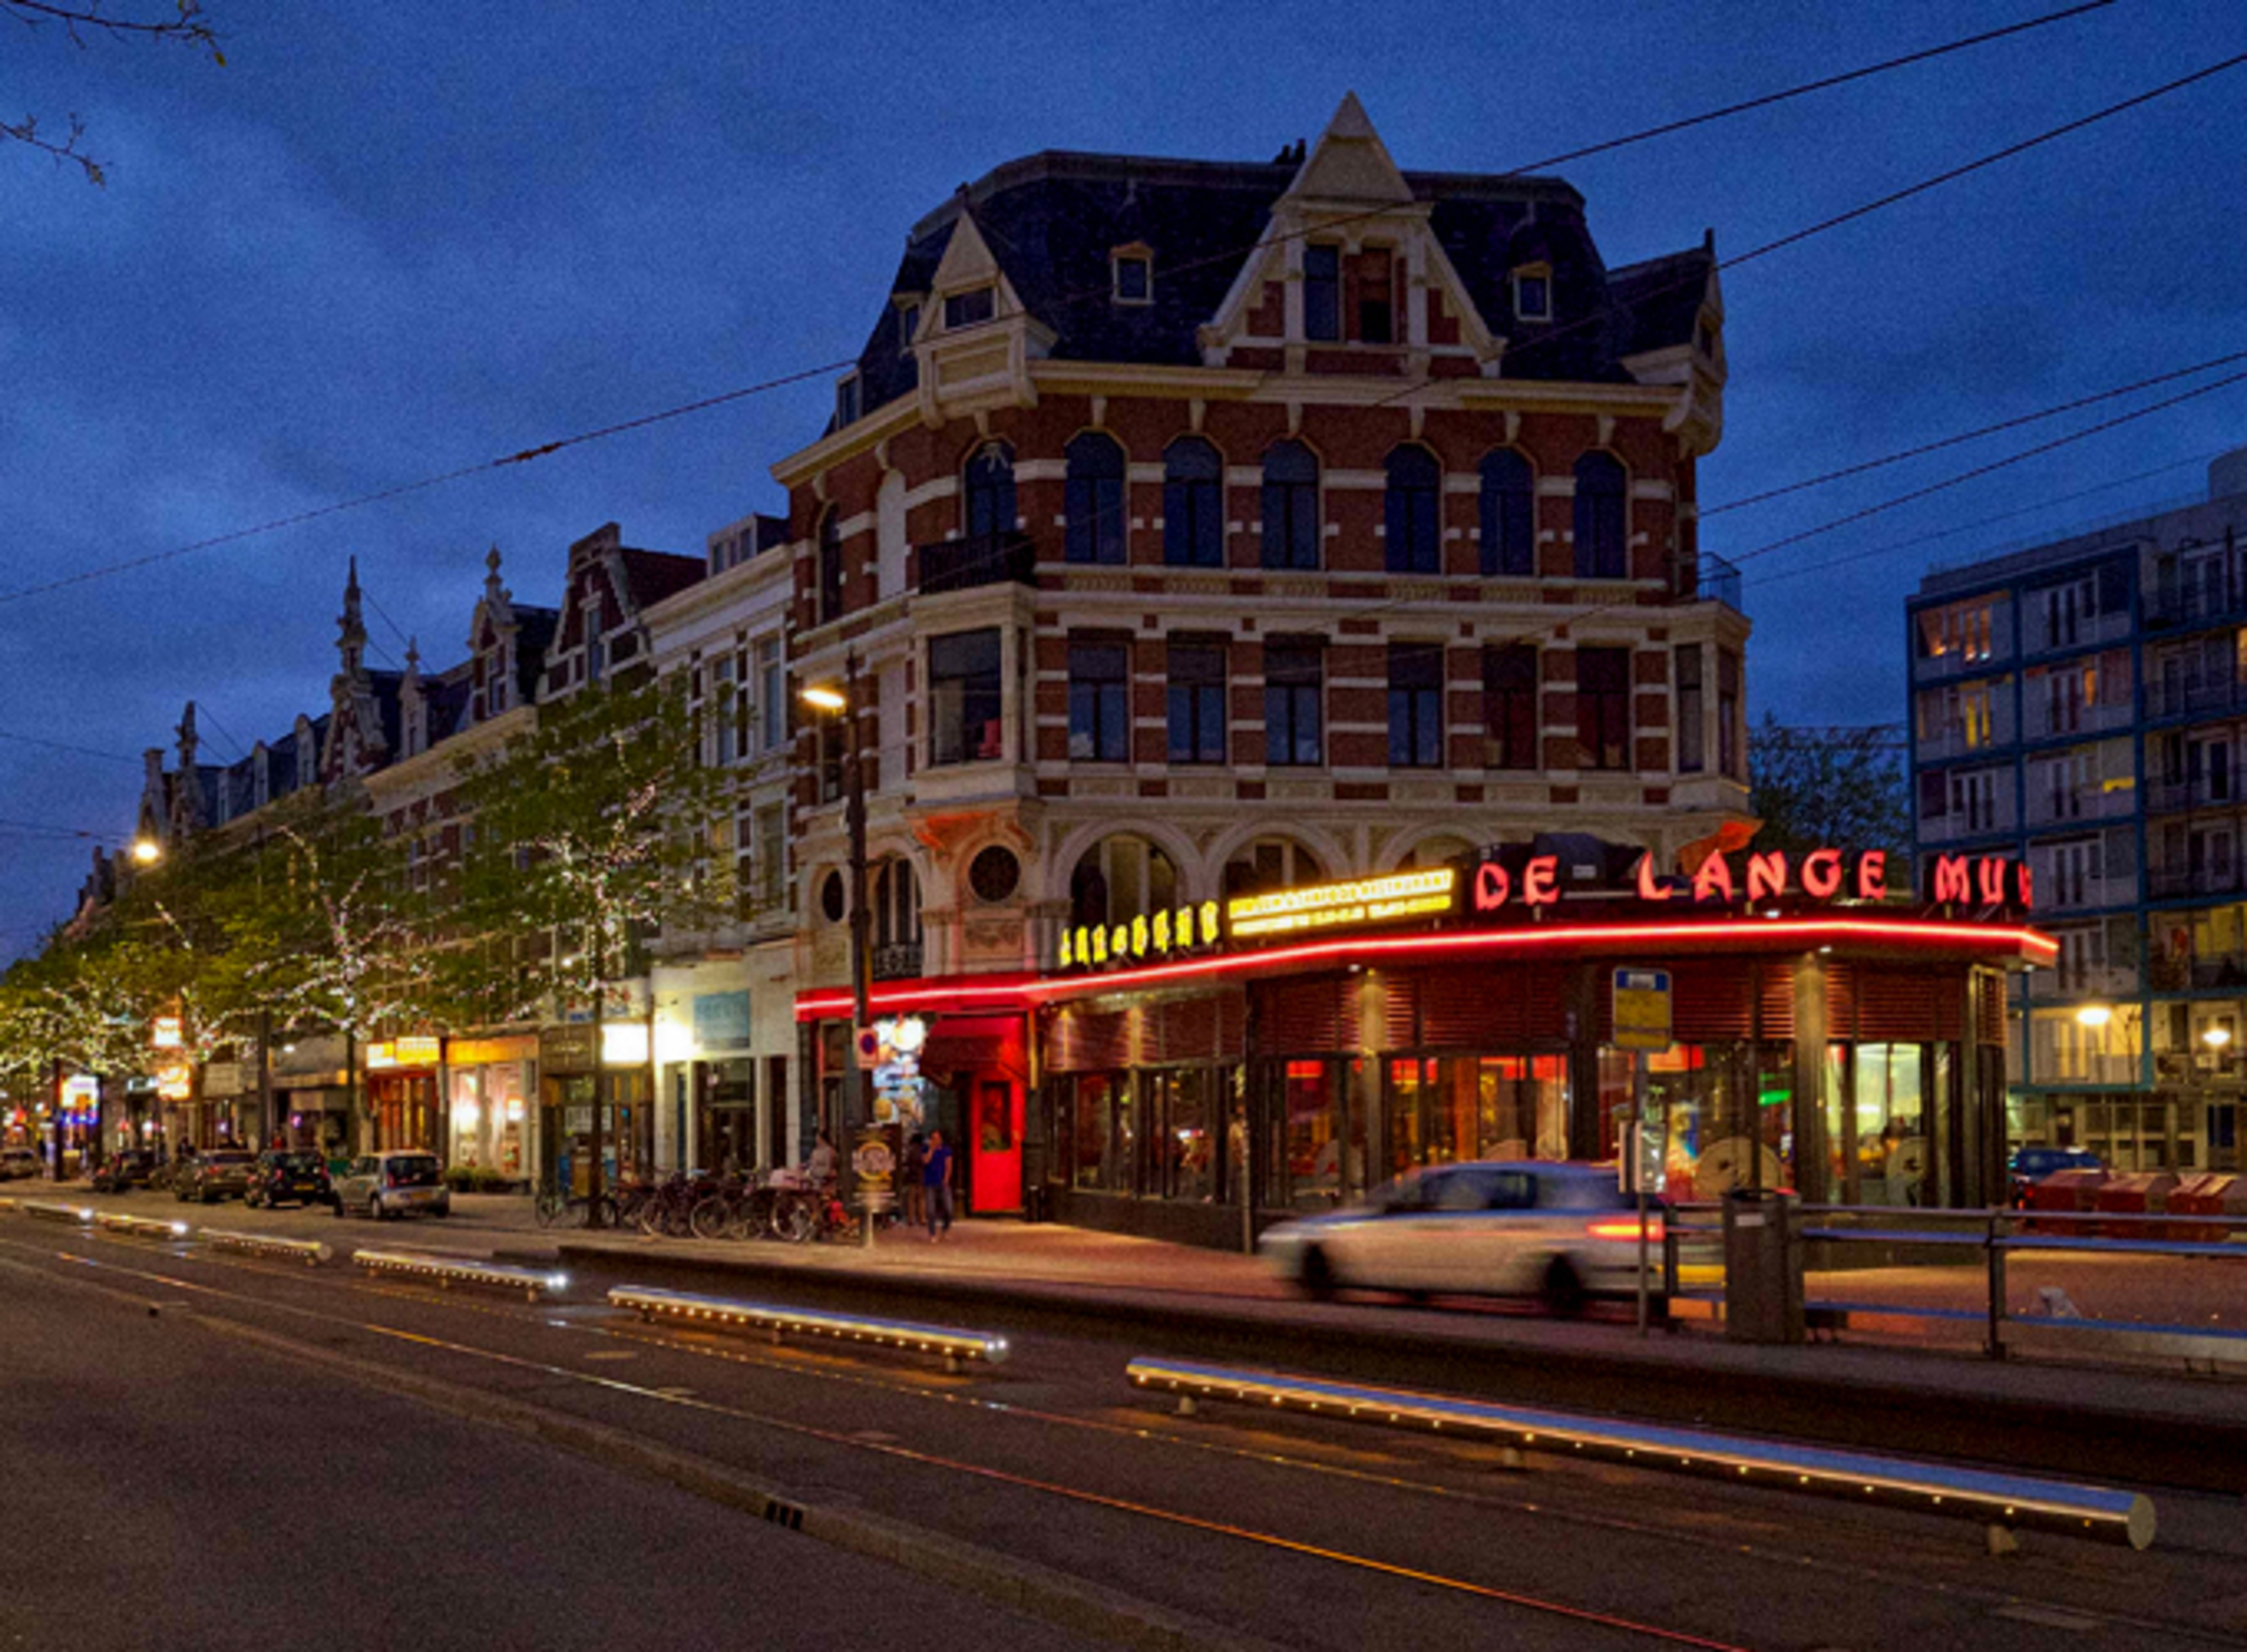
<box><xmin>130</xmin><ymin>837</ymin><xmax>161</xmax><ymax>866</ymax></box>
<box><xmin>800</xmin><ymin>652</ymin><xmax>876</xmax><ymax>1248</ymax></box>
<box><xmin>2074</xmin><ymin>1003</ymin><xmax>2113</xmax><ymax>1029</ymax></box>
<box><xmin>2206</xmin><ymin>1025</ymin><xmax>2233</xmax><ymax>1051</ymax></box>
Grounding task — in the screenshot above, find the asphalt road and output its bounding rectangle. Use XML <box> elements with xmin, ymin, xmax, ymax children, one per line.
<box><xmin>4</xmin><ymin>1208</ymin><xmax>2247</xmax><ymax>1650</ymax></box>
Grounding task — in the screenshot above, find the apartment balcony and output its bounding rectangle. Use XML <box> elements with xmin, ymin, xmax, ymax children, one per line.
<box><xmin>871</xmin><ymin>941</ymin><xmax>925</xmax><ymax>982</ymax></box>
<box><xmin>917</xmin><ymin>533</ymin><xmax>1036</xmax><ymax>596</ymax></box>
<box><xmin>2150</xmin><ymin>572</ymin><xmax>2247</xmax><ymax>630</ymax></box>
<box><xmin>2147</xmin><ymin>862</ymin><xmax>2247</xmax><ymax>900</ymax></box>
<box><xmin>1693</xmin><ymin>553</ymin><xmax>1745</xmax><ymax>617</ymax></box>
<box><xmin>2025</xmin><ymin>787</ymin><xmax>2135</xmax><ymax>829</ymax></box>
<box><xmin>1919</xmin><ymin>803</ymin><xmax>2016</xmax><ymax>845</ymax></box>
<box><xmin>2028</xmin><ymin>961</ymin><xmax>2141</xmax><ymax>1000</ymax></box>
<box><xmin>2146</xmin><ymin>673</ymin><xmax>2247</xmax><ymax>721</ymax></box>
<box><xmin>2145</xmin><ymin>776</ymin><xmax>2243</xmax><ymax>813</ymax></box>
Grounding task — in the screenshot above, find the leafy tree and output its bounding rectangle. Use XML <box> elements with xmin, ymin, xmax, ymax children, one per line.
<box><xmin>251</xmin><ymin>795</ymin><xmax>435</xmax><ymax>1152</ymax></box>
<box><xmin>5</xmin><ymin>1</ymin><xmax>225</xmax><ymax>185</ymax></box>
<box><xmin>1747</xmin><ymin>716</ymin><xmax>1912</xmax><ymax>862</ymax></box>
<box><xmin>450</xmin><ymin>675</ymin><xmax>723</xmax><ymax>1206</ymax></box>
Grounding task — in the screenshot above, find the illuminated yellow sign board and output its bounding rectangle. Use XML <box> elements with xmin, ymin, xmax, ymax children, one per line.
<box><xmin>364</xmin><ymin>1035</ymin><xmax>441</xmax><ymax>1071</ymax></box>
<box><xmin>155</xmin><ymin>1064</ymin><xmax>192</xmax><ymax>1101</ymax></box>
<box><xmin>1060</xmin><ymin>900</ymin><xmax>1221</xmax><ymax>971</ymax></box>
<box><xmin>150</xmin><ymin>1015</ymin><xmax>182</xmax><ymax>1050</ymax></box>
<box><xmin>1226</xmin><ymin>867</ymin><xmax>1457</xmax><ymax>941</ymax></box>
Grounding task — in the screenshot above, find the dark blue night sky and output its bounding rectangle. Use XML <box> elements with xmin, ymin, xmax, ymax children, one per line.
<box><xmin>5</xmin><ymin>0</ymin><xmax>2245</xmax><ymax>955</ymax></box>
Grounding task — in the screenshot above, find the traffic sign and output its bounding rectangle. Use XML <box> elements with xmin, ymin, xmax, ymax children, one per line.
<box><xmin>1611</xmin><ymin>967</ymin><xmax>1673</xmax><ymax>1052</ymax></box>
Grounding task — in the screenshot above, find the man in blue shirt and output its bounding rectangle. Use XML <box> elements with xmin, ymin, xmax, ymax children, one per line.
<box><xmin>923</xmin><ymin>1128</ymin><xmax>954</xmax><ymax>1242</ymax></box>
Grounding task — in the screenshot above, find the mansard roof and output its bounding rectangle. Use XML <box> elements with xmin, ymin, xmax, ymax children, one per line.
<box><xmin>843</xmin><ymin>129</ymin><xmax>1712</xmax><ymax>422</ymax></box>
<box><xmin>618</xmin><ymin>547</ymin><xmax>706</xmax><ymax>610</ymax></box>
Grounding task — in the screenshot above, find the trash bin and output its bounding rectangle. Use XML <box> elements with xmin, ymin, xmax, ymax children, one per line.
<box><xmin>2094</xmin><ymin>1171</ymin><xmax>2179</xmax><ymax>1240</ymax></box>
<box><xmin>1020</xmin><ymin>1182</ymin><xmax>1050</xmax><ymax>1224</ymax></box>
<box><xmin>2022</xmin><ymin>1166</ymin><xmax>2108</xmax><ymax>1235</ymax></box>
<box><xmin>1722</xmin><ymin>1187</ymin><xmax>1804</xmax><ymax>1345</ymax></box>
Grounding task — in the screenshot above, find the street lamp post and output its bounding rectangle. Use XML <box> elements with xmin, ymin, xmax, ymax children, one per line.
<box><xmin>803</xmin><ymin>653</ymin><xmax>879</xmax><ymax>1247</ymax></box>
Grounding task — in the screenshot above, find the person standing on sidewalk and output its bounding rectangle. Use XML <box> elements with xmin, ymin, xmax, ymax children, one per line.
<box><xmin>923</xmin><ymin>1128</ymin><xmax>954</xmax><ymax>1242</ymax></box>
<box><xmin>901</xmin><ymin>1131</ymin><xmax>928</xmax><ymax>1231</ymax></box>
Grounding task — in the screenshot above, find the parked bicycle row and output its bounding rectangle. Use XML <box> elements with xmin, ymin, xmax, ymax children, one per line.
<box><xmin>535</xmin><ymin>1166</ymin><xmax>861</xmax><ymax>1244</ymax></box>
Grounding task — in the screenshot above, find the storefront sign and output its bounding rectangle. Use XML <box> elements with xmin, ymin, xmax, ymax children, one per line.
<box><xmin>869</xmin><ymin>1015</ymin><xmax>928</xmax><ymax>1126</ymax></box>
<box><xmin>150</xmin><ymin>1015</ymin><xmax>182</xmax><ymax>1050</ymax></box>
<box><xmin>1061</xmin><ymin>899</ymin><xmax>1223</xmax><ymax>970</ymax></box>
<box><xmin>61</xmin><ymin>1074</ymin><xmax>100</xmax><ymax>1107</ymax></box>
<box><xmin>1229</xmin><ymin>868</ymin><xmax>1456</xmax><ymax>941</ymax></box>
<box><xmin>692</xmin><ymin>991</ymin><xmax>753</xmax><ymax>1051</ymax></box>
<box><xmin>202</xmin><ymin>1062</ymin><xmax>244</xmax><ymax>1098</ymax></box>
<box><xmin>364</xmin><ymin>1035</ymin><xmax>440</xmax><ymax>1071</ymax></box>
<box><xmin>1460</xmin><ymin>848</ymin><xmax>2032</xmax><ymax>916</ymax></box>
<box><xmin>155</xmin><ymin>1064</ymin><xmax>191</xmax><ymax>1101</ymax></box>
<box><xmin>1610</xmin><ymin>969</ymin><xmax>1673</xmax><ymax>1052</ymax></box>
<box><xmin>539</xmin><ymin>1024</ymin><xmax>599</xmax><ymax>1074</ymax></box>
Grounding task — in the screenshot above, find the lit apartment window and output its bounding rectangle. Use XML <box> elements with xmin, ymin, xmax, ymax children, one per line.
<box><xmin>929</xmin><ymin>628</ymin><xmax>1004</xmax><ymax>767</ymax></box>
<box><xmin>1575</xmin><ymin>647</ymin><xmax>1631</xmax><ymax>772</ymax></box>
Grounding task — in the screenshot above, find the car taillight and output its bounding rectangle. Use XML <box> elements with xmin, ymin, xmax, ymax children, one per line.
<box><xmin>1586</xmin><ymin>1216</ymin><xmax>1662</xmax><ymax>1243</ymax></box>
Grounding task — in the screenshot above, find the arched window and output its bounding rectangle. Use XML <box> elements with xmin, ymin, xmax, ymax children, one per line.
<box><xmin>1070</xmin><ymin>834</ymin><xmax>1179</xmax><ymax>929</ymax></box>
<box><xmin>1384</xmin><ymin>446</ymin><xmax>1440</xmax><ymax>574</ymax></box>
<box><xmin>1222</xmin><ymin>836</ymin><xmax>1325</xmax><ymax>899</ymax></box>
<box><xmin>1162</xmin><ymin>437</ymin><xmax>1223</xmax><ymax>568</ymax></box>
<box><xmin>965</xmin><ymin>442</ymin><xmax>1016</xmax><ymax>544</ymax></box>
<box><xmin>1260</xmin><ymin>441</ymin><xmax>1319</xmax><ymax>571</ymax></box>
<box><xmin>872</xmin><ymin>858</ymin><xmax>922</xmax><ymax>951</ymax></box>
<box><xmin>1479</xmin><ymin>450</ymin><xmax>1535</xmax><ymax>578</ymax></box>
<box><xmin>1064</xmin><ymin>432</ymin><xmax>1126</xmax><ymax>565</ymax></box>
<box><xmin>817</xmin><ymin>508</ymin><xmax>844</xmax><ymax>624</ymax></box>
<box><xmin>1573</xmin><ymin>452</ymin><xmax>1626</xmax><ymax>579</ymax></box>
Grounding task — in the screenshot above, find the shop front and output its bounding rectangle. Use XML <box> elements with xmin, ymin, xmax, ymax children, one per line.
<box><xmin>1033</xmin><ymin>845</ymin><xmax>2049</xmax><ymax>1247</ymax></box>
<box><xmin>536</xmin><ymin>1021</ymin><xmax>655</xmax><ymax>1198</ymax></box>
<box><xmin>444</xmin><ymin>1035</ymin><xmax>535</xmax><ymax>1184</ymax></box>
<box><xmin>269</xmin><ymin>1035</ymin><xmax>354</xmax><ymax>1158</ymax></box>
<box><xmin>365</xmin><ymin>1036</ymin><xmax>442</xmax><ymax>1153</ymax></box>
<box><xmin>793</xmin><ymin>981</ymin><xmax>1039</xmax><ymax>1216</ymax></box>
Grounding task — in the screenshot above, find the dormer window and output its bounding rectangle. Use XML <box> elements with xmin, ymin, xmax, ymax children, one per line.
<box><xmin>1512</xmin><ymin>267</ymin><xmax>1552</xmax><ymax>323</ymax></box>
<box><xmin>835</xmin><ymin>373</ymin><xmax>862</xmax><ymax>428</ymax></box>
<box><xmin>896</xmin><ymin>301</ymin><xmax>921</xmax><ymax>351</ymax></box>
<box><xmin>944</xmin><ymin>285</ymin><xmax>995</xmax><ymax>329</ymax></box>
<box><xmin>1111</xmin><ymin>246</ymin><xmax>1151</xmax><ymax>305</ymax></box>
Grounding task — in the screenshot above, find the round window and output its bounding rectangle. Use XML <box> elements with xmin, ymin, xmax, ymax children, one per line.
<box><xmin>968</xmin><ymin>845</ymin><xmax>1021</xmax><ymax>904</ymax></box>
<box><xmin>819</xmin><ymin>869</ymin><xmax>846</xmax><ymax>923</ymax></box>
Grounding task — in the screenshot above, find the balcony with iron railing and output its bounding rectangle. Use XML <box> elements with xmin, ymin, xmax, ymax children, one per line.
<box><xmin>1693</xmin><ymin>553</ymin><xmax>1744</xmax><ymax>617</ymax></box>
<box><xmin>871</xmin><ymin>941</ymin><xmax>925</xmax><ymax>982</ymax></box>
<box><xmin>2145</xmin><ymin>774</ymin><xmax>2243</xmax><ymax>813</ymax></box>
<box><xmin>916</xmin><ymin>533</ymin><xmax>1037</xmax><ymax>596</ymax></box>
<box><xmin>2148</xmin><ymin>861</ymin><xmax>2247</xmax><ymax>900</ymax></box>
<box><xmin>2146</xmin><ymin>668</ymin><xmax>2247</xmax><ymax>721</ymax></box>
<box><xmin>2149</xmin><ymin>564</ymin><xmax>2247</xmax><ymax>630</ymax></box>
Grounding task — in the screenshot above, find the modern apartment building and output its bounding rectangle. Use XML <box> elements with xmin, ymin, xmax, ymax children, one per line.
<box><xmin>1907</xmin><ymin>446</ymin><xmax>2247</xmax><ymax>1173</ymax></box>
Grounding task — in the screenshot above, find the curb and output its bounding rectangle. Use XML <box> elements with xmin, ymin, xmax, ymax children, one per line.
<box><xmin>553</xmin><ymin>1238</ymin><xmax>2247</xmax><ymax>1494</ymax></box>
<box><xmin>188</xmin><ymin>1312</ymin><xmax>1285</xmax><ymax>1652</ymax></box>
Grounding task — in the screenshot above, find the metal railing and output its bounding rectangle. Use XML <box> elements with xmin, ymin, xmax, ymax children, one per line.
<box><xmin>917</xmin><ymin>533</ymin><xmax>1036</xmax><ymax>595</ymax></box>
<box><xmin>1668</xmin><ymin>1202</ymin><xmax>2247</xmax><ymax>1370</ymax></box>
<box><xmin>608</xmin><ymin>1285</ymin><xmax>1009</xmax><ymax>1372</ymax></box>
<box><xmin>355</xmin><ymin>1248</ymin><xmax>567</xmax><ymax>1301</ymax></box>
<box><xmin>1124</xmin><ymin>1356</ymin><xmax>2154</xmax><ymax>1549</ymax></box>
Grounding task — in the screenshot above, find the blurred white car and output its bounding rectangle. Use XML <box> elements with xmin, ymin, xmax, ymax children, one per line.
<box><xmin>1258</xmin><ymin>1160</ymin><xmax>1662</xmax><ymax>1313</ymax></box>
<box><xmin>333</xmin><ymin>1150</ymin><xmax>451</xmax><ymax>1220</ymax></box>
<box><xmin>0</xmin><ymin>1146</ymin><xmax>40</xmax><ymax>1181</ymax></box>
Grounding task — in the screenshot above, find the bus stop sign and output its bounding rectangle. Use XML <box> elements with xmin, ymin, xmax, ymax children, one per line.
<box><xmin>1611</xmin><ymin>967</ymin><xmax>1673</xmax><ymax>1052</ymax></box>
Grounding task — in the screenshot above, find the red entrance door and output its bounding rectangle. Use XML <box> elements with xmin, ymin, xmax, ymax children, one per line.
<box><xmin>967</xmin><ymin>1076</ymin><xmax>1023</xmax><ymax>1214</ymax></box>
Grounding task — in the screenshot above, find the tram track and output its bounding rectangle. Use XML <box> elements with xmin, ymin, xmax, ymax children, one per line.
<box><xmin>5</xmin><ymin>1226</ymin><xmax>2244</xmax><ymax>1650</ymax></box>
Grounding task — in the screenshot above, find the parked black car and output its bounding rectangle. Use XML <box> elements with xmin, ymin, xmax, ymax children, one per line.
<box><xmin>174</xmin><ymin>1149</ymin><xmax>256</xmax><ymax>1204</ymax></box>
<box><xmin>90</xmin><ymin>1149</ymin><xmax>159</xmax><ymax>1193</ymax></box>
<box><xmin>246</xmin><ymin>1149</ymin><xmax>333</xmax><ymax>1209</ymax></box>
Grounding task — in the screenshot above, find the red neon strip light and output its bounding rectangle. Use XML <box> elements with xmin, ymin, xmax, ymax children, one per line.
<box><xmin>795</xmin><ymin>918</ymin><xmax>2054</xmax><ymax>1018</ymax></box>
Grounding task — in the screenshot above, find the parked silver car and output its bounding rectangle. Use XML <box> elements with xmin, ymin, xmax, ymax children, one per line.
<box><xmin>1258</xmin><ymin>1160</ymin><xmax>1662</xmax><ymax>1313</ymax></box>
<box><xmin>0</xmin><ymin>1145</ymin><xmax>40</xmax><ymax>1181</ymax></box>
<box><xmin>333</xmin><ymin>1150</ymin><xmax>451</xmax><ymax>1220</ymax></box>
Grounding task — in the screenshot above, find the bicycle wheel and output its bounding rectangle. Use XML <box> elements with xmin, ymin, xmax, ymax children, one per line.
<box><xmin>688</xmin><ymin>1196</ymin><xmax>731</xmax><ymax>1242</ymax></box>
<box><xmin>534</xmin><ymin>1190</ymin><xmax>564</xmax><ymax>1229</ymax></box>
<box><xmin>770</xmin><ymin>1194</ymin><xmax>814</xmax><ymax>1244</ymax></box>
<box><xmin>585</xmin><ymin>1193</ymin><xmax>618</xmax><ymax>1231</ymax></box>
<box><xmin>637</xmin><ymin>1195</ymin><xmax>668</xmax><ymax>1237</ymax></box>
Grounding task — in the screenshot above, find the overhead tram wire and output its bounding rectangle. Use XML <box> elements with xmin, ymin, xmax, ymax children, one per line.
<box><xmin>0</xmin><ymin>6</ymin><xmax>2119</xmax><ymax>617</ymax></box>
<box><xmin>1701</xmin><ymin>351</ymin><xmax>2247</xmax><ymax>518</ymax></box>
<box><xmin>1741</xmin><ymin>445</ymin><xmax>2238</xmax><ymax>590</ymax></box>
<box><xmin>0</xmin><ymin>729</ymin><xmax>144</xmax><ymax>766</ymax></box>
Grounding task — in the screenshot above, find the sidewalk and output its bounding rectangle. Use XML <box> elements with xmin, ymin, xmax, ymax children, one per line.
<box><xmin>541</xmin><ymin>1212</ymin><xmax>2247</xmax><ymax>1448</ymax></box>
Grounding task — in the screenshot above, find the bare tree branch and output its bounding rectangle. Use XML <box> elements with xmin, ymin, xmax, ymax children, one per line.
<box><xmin>3</xmin><ymin>0</ymin><xmax>224</xmax><ymax>187</ymax></box>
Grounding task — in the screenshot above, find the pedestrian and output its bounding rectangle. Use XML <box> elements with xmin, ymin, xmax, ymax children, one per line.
<box><xmin>807</xmin><ymin>1129</ymin><xmax>838</xmax><ymax>1192</ymax></box>
<box><xmin>901</xmin><ymin>1131</ymin><xmax>928</xmax><ymax>1231</ymax></box>
<box><xmin>923</xmin><ymin>1128</ymin><xmax>954</xmax><ymax>1242</ymax></box>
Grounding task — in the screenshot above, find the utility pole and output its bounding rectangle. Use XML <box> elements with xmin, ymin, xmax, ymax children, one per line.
<box><xmin>804</xmin><ymin>653</ymin><xmax>880</xmax><ymax>1247</ymax></box>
